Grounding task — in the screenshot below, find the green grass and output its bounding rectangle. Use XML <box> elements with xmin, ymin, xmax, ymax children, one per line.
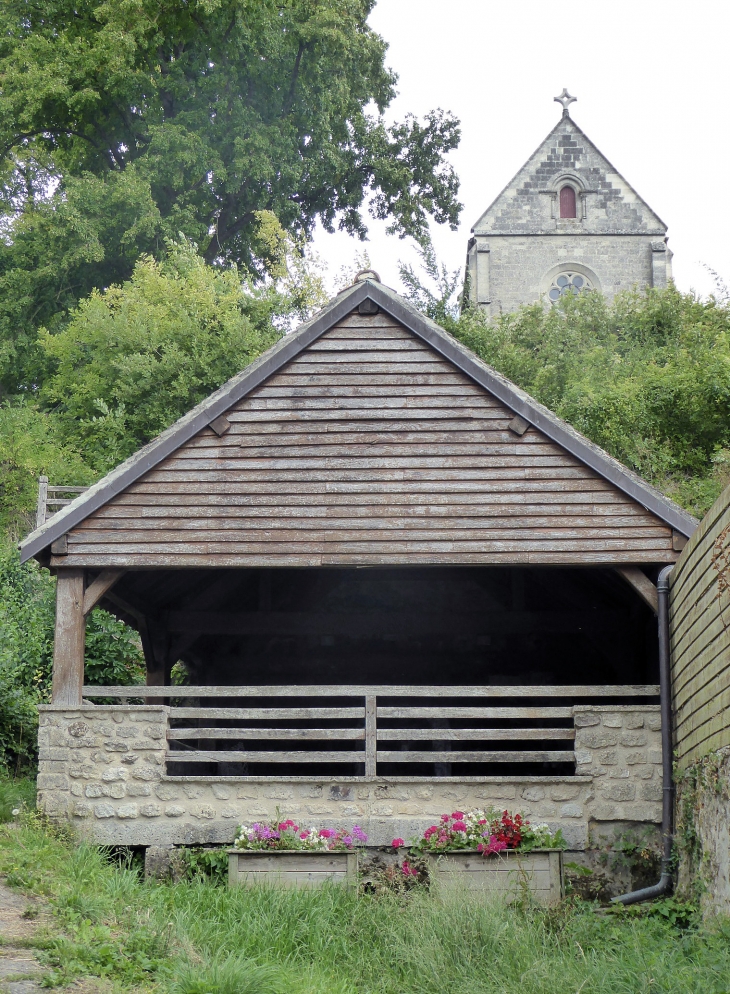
<box><xmin>1</xmin><ymin>818</ymin><xmax>730</xmax><ymax>993</ymax></box>
<box><xmin>0</xmin><ymin>774</ymin><xmax>35</xmax><ymax>822</ymax></box>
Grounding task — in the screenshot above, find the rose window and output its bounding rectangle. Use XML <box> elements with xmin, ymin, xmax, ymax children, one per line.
<box><xmin>548</xmin><ymin>272</ymin><xmax>592</xmax><ymax>301</ymax></box>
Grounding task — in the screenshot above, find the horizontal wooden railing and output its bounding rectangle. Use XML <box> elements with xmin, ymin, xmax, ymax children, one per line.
<box><xmin>81</xmin><ymin>684</ymin><xmax>659</xmax><ymax>778</ymax></box>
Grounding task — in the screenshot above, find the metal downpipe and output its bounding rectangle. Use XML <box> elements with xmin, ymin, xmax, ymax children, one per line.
<box><xmin>611</xmin><ymin>564</ymin><xmax>674</xmax><ymax>906</ymax></box>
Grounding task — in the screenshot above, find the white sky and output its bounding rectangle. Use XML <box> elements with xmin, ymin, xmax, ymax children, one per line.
<box><xmin>311</xmin><ymin>0</ymin><xmax>730</xmax><ymax>301</ymax></box>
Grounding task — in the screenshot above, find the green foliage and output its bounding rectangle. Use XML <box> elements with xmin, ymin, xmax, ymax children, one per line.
<box><xmin>0</xmin><ymin>541</ymin><xmax>143</xmax><ymax>773</ymax></box>
<box><xmin>40</xmin><ymin>239</ymin><xmax>283</xmax><ymax>472</ymax></box>
<box><xmin>178</xmin><ymin>847</ymin><xmax>229</xmax><ymax>886</ymax></box>
<box><xmin>0</xmin><ymin>0</ymin><xmax>461</xmax><ymax>392</ymax></box>
<box><xmin>0</xmin><ymin>774</ymin><xmax>35</xmax><ymax>823</ymax></box>
<box><xmin>0</xmin><ymin>401</ymin><xmax>94</xmax><ymax>537</ymax></box>
<box><xmin>451</xmin><ymin>287</ymin><xmax>730</xmax><ymax>517</ymax></box>
<box><xmin>3</xmin><ymin>820</ymin><xmax>730</xmax><ymax>993</ymax></box>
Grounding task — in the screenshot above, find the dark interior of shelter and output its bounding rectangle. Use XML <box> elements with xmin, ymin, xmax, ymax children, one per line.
<box><xmin>102</xmin><ymin>566</ymin><xmax>660</xmax><ymax>779</ymax></box>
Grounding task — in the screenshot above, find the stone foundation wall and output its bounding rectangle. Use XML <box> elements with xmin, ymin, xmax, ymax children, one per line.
<box><xmin>37</xmin><ymin>704</ymin><xmax>662</xmax><ymax>852</ymax></box>
<box><xmin>675</xmin><ymin>747</ymin><xmax>730</xmax><ymax>914</ymax></box>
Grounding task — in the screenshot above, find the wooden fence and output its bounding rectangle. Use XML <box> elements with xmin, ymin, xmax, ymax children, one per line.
<box><xmin>670</xmin><ymin>484</ymin><xmax>730</xmax><ymax>767</ymax></box>
<box><xmin>82</xmin><ymin>684</ymin><xmax>659</xmax><ymax>777</ymax></box>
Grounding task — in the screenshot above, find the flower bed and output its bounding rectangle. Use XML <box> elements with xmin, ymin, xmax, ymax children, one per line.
<box><xmin>393</xmin><ymin>809</ymin><xmax>566</xmax><ymax>904</ymax></box>
<box><xmin>228</xmin><ymin>817</ymin><xmax>367</xmax><ymax>889</ymax></box>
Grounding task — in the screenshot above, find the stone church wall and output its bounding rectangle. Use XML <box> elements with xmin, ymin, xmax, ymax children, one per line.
<box><xmin>469</xmin><ymin>234</ymin><xmax>669</xmax><ymax>317</ymax></box>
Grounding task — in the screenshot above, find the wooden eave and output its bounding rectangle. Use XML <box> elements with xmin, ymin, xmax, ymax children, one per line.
<box><xmin>19</xmin><ymin>279</ymin><xmax>697</xmax><ymax>566</ymax></box>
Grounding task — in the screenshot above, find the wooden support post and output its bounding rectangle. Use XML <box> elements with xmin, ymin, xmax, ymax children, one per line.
<box><xmin>52</xmin><ymin>570</ymin><xmax>85</xmax><ymax>705</ymax></box>
<box><xmin>365</xmin><ymin>695</ymin><xmax>377</xmax><ymax>777</ymax></box>
<box><xmin>615</xmin><ymin>566</ymin><xmax>659</xmax><ymax>615</ymax></box>
<box><xmin>36</xmin><ymin>476</ymin><xmax>48</xmax><ymax>530</ymax></box>
<box><xmin>82</xmin><ymin>569</ymin><xmax>125</xmax><ymax>615</ymax></box>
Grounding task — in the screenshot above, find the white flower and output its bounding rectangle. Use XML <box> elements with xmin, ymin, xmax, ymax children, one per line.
<box><xmin>11</xmin><ymin>808</ymin><xmax>20</xmax><ymax>817</ymax></box>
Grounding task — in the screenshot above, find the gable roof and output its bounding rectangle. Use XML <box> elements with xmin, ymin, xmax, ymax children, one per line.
<box><xmin>19</xmin><ymin>279</ymin><xmax>697</xmax><ymax>564</ymax></box>
<box><xmin>472</xmin><ymin>112</ymin><xmax>668</xmax><ymax>237</ymax></box>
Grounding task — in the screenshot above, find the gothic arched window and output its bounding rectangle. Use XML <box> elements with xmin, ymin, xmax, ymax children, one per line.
<box><xmin>559</xmin><ymin>185</ymin><xmax>577</xmax><ymax>218</ymax></box>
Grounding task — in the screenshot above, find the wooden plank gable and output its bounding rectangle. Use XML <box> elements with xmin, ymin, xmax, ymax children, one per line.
<box><xmin>57</xmin><ymin>308</ymin><xmax>678</xmax><ymax>567</ymax></box>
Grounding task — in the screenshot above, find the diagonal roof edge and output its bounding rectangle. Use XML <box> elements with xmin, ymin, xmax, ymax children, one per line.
<box><xmin>20</xmin><ymin>278</ymin><xmax>696</xmax><ymax>563</ymax></box>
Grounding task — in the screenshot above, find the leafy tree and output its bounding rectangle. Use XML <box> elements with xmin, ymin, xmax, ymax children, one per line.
<box><xmin>0</xmin><ymin>0</ymin><xmax>461</xmax><ymax>391</ymax></box>
<box><xmin>0</xmin><ymin>402</ymin><xmax>94</xmax><ymax>538</ymax></box>
<box><xmin>40</xmin><ymin>239</ymin><xmax>288</xmax><ymax>472</ymax></box>
<box><xmin>0</xmin><ymin>542</ymin><xmax>143</xmax><ymax>773</ymax></box>
<box><xmin>451</xmin><ymin>287</ymin><xmax>730</xmax><ymax>517</ymax></box>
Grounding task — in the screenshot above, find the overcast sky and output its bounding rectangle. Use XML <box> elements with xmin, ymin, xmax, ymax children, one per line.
<box><xmin>311</xmin><ymin>0</ymin><xmax>730</xmax><ymax>301</ymax></box>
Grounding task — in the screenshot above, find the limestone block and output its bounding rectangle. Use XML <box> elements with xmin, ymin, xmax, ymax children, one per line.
<box><xmin>165</xmin><ymin>805</ymin><xmax>186</xmax><ymax>818</ymax></box>
<box><xmin>640</xmin><ymin>782</ymin><xmax>663</xmax><ymax>802</ymax></box>
<box><xmin>69</xmin><ymin>764</ymin><xmax>96</xmax><ymax>779</ymax></box>
<box><xmin>295</xmin><ymin>785</ymin><xmax>323</xmax><ymax>799</ymax></box>
<box><xmin>374</xmin><ymin>786</ymin><xmax>410</xmax><ymax>801</ymax></box>
<box><xmin>601</xmin><ymin>715</ymin><xmax>623</xmax><ymax>728</ymax></box>
<box><xmin>212</xmin><ymin>785</ymin><xmax>231</xmax><ymax>800</ymax></box>
<box><xmin>624</xmin><ymin>715</ymin><xmax>645</xmax><ymax>729</ymax></box>
<box><xmin>39</xmin><ymin>747</ymin><xmax>70</xmax><ymax>762</ymax></box>
<box><xmin>646</xmin><ymin>715</ymin><xmax>662</xmax><ymax>731</ymax></box>
<box><xmin>414</xmin><ymin>787</ymin><xmax>435</xmax><ymax>799</ymax></box>
<box><xmin>155</xmin><ymin>784</ymin><xmax>182</xmax><ymax>801</ymax></box>
<box><xmin>522</xmin><ymin>786</ymin><xmax>546</xmax><ymax>801</ymax></box>
<box><xmin>37</xmin><ymin>773</ymin><xmax>69</xmax><ymax>790</ymax></box>
<box><xmin>220</xmin><ymin>807</ymin><xmax>239</xmax><ymax>819</ymax></box>
<box><xmin>476</xmin><ymin>786</ymin><xmax>518</xmax><ymax>801</ymax></box>
<box><xmin>625</xmin><ymin>751</ymin><xmax>647</xmax><ymax>765</ymax></box>
<box><xmin>102</xmin><ymin>767</ymin><xmax>127</xmax><ymax>782</ymax></box>
<box><xmin>111</xmin><ymin>712</ymin><xmax>125</xmax><ymax>723</ymax></box>
<box><xmin>116</xmin><ymin>726</ymin><xmax>138</xmax><ymax>739</ymax></box>
<box><xmin>621</xmin><ymin>732</ymin><xmax>648</xmax><ymax>748</ymax></box>
<box><xmin>117</xmin><ymin>804</ymin><xmax>139</xmax><ymax>819</ymax></box>
<box><xmin>263</xmin><ymin>786</ymin><xmax>293</xmax><ymax>800</ymax></box>
<box><xmin>140</xmin><ymin>803</ymin><xmax>162</xmax><ymax>818</ymax></box>
<box><xmin>121</xmin><ymin>754</ymin><xmax>139</xmax><ymax>765</ymax></box>
<box><xmin>190</xmin><ymin>805</ymin><xmax>216</xmax><ymax>820</ymax></box>
<box><xmin>356</xmin><ymin>787</ymin><xmax>372</xmax><ymax>800</ymax></box>
<box><xmin>440</xmin><ymin>787</ymin><xmax>468</xmax><ymax>801</ymax></box>
<box><xmin>330</xmin><ymin>785</ymin><xmax>355</xmax><ymax>801</ymax></box>
<box><xmin>85</xmin><ymin>784</ymin><xmax>104</xmax><ymax>798</ymax></box>
<box><xmin>126</xmin><ymin>783</ymin><xmax>152</xmax><ymax>797</ymax></box>
<box><xmin>632</xmin><ymin>765</ymin><xmax>654</xmax><ymax>779</ymax></box>
<box><xmin>601</xmin><ymin>783</ymin><xmax>636</xmax><ymax>802</ymax></box>
<box><xmin>549</xmin><ymin>785</ymin><xmax>581</xmax><ymax>801</ymax></box>
<box><xmin>94</xmin><ymin>803</ymin><xmax>115</xmax><ymax>818</ymax></box>
<box><xmin>575</xmin><ymin>750</ymin><xmax>593</xmax><ymax>766</ymax></box>
<box><xmin>573</xmin><ymin>713</ymin><xmax>600</xmax><ymax>727</ymax></box>
<box><xmin>183</xmin><ymin>785</ymin><xmax>204</xmax><ymax>799</ymax></box>
<box><xmin>102</xmin><ymin>783</ymin><xmax>126</xmax><ymax>799</ymax></box>
<box><xmin>145</xmin><ymin>725</ymin><xmax>166</xmax><ymax>740</ymax></box>
<box><xmin>132</xmin><ymin>765</ymin><xmax>162</xmax><ymax>782</ymax></box>
<box><xmin>590</xmin><ymin>803</ymin><xmax>620</xmax><ymax>821</ymax></box>
<box><xmin>598</xmin><ymin>751</ymin><xmax>617</xmax><ymax>765</ymax></box>
<box><xmin>90</xmin><ymin>752</ymin><xmax>113</xmax><ymax>764</ymax></box>
<box><xmin>236</xmin><ymin>786</ymin><xmax>259</xmax><ymax>799</ymax></box>
<box><xmin>70</xmin><ymin>783</ymin><xmax>84</xmax><ymax>797</ymax></box>
<box><xmin>373</xmin><ymin>804</ymin><xmax>394</xmax><ymax>817</ymax></box>
<box><xmin>648</xmin><ymin>749</ymin><xmax>662</xmax><ymax>765</ymax></box>
<box><xmin>560</xmin><ymin>803</ymin><xmax>583</xmax><ymax>818</ymax></box>
<box><xmin>607</xmin><ymin>768</ymin><xmax>629</xmax><ymax>779</ymax></box>
<box><xmin>73</xmin><ymin>802</ymin><xmax>92</xmax><ymax>818</ymax></box>
<box><xmin>580</xmin><ymin>731</ymin><xmax>619</xmax><ymax>749</ymax></box>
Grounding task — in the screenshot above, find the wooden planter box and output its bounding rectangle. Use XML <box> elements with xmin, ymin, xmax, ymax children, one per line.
<box><xmin>228</xmin><ymin>849</ymin><xmax>358</xmax><ymax>889</ymax></box>
<box><xmin>426</xmin><ymin>849</ymin><xmax>564</xmax><ymax>905</ymax></box>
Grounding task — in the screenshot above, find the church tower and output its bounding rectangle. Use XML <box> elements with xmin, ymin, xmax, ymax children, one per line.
<box><xmin>466</xmin><ymin>91</ymin><xmax>672</xmax><ymax>315</ymax></box>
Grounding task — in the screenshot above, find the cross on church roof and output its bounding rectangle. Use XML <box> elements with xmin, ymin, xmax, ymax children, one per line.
<box><xmin>554</xmin><ymin>88</ymin><xmax>577</xmax><ymax>115</ymax></box>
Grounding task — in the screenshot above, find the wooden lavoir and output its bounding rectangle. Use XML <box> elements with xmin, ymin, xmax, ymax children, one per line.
<box><xmin>23</xmin><ymin>278</ymin><xmax>696</xmax><ymax>857</ymax></box>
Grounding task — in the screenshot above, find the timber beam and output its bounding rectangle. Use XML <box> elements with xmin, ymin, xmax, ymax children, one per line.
<box><xmin>615</xmin><ymin>566</ymin><xmax>658</xmax><ymax>615</ymax></box>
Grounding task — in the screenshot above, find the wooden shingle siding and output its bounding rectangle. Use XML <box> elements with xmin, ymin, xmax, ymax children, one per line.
<box><xmin>670</xmin><ymin>485</ymin><xmax>730</xmax><ymax>766</ymax></box>
<box><xmin>61</xmin><ymin>311</ymin><xmax>677</xmax><ymax>567</ymax></box>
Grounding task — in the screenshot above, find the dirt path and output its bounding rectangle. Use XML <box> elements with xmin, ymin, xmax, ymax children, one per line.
<box><xmin>0</xmin><ymin>880</ymin><xmax>45</xmax><ymax>994</ymax></box>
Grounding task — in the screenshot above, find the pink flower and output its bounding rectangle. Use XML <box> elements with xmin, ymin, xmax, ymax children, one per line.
<box><xmin>424</xmin><ymin>826</ymin><xmax>439</xmax><ymax>838</ymax></box>
<box><xmin>441</xmin><ymin>814</ymin><xmax>450</xmax><ymax>822</ymax></box>
<box><xmin>319</xmin><ymin>829</ymin><xmax>335</xmax><ymax>839</ymax></box>
<box><xmin>452</xmin><ymin>821</ymin><xmax>467</xmax><ymax>832</ymax></box>
<box><xmin>299</xmin><ymin>831</ymin><xmax>309</xmax><ymax>840</ymax></box>
<box><xmin>451</xmin><ymin>811</ymin><xmax>465</xmax><ymax>820</ymax></box>
<box><xmin>392</xmin><ymin>838</ymin><xmax>405</xmax><ymax>848</ymax></box>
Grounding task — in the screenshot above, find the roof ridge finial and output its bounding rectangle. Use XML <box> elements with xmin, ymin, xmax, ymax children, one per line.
<box><xmin>554</xmin><ymin>88</ymin><xmax>577</xmax><ymax>117</ymax></box>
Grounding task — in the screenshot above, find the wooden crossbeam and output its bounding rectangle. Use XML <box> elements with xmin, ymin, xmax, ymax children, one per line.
<box><xmin>83</xmin><ymin>569</ymin><xmax>126</xmax><ymax>615</ymax></box>
<box><xmin>615</xmin><ymin>566</ymin><xmax>658</xmax><ymax>614</ymax></box>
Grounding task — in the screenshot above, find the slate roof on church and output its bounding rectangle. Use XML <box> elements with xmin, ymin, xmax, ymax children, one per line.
<box><xmin>20</xmin><ymin>279</ymin><xmax>696</xmax><ymax>568</ymax></box>
<box><xmin>472</xmin><ymin>112</ymin><xmax>668</xmax><ymax>237</ymax></box>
